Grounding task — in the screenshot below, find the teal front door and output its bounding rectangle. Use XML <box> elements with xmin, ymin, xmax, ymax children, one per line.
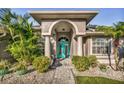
<box><xmin>57</xmin><ymin>39</ymin><xmax>70</xmax><ymax>59</ymax></box>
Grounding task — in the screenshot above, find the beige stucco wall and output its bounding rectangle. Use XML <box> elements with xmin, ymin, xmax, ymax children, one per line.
<box><xmin>41</xmin><ymin>20</ymin><xmax>53</xmax><ymax>34</ymax></box>
<box><xmin>72</xmin><ymin>20</ymin><xmax>86</xmax><ymax>33</ymax></box>
<box><xmin>41</xmin><ymin>19</ymin><xmax>86</xmax><ymax>35</ymax></box>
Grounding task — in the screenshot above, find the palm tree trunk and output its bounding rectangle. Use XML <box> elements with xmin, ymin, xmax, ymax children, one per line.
<box><xmin>108</xmin><ymin>53</ymin><xmax>116</xmax><ymax>70</ymax></box>
<box><xmin>114</xmin><ymin>46</ymin><xmax>120</xmax><ymax>70</ymax></box>
<box><xmin>110</xmin><ymin>38</ymin><xmax>120</xmax><ymax>70</ymax></box>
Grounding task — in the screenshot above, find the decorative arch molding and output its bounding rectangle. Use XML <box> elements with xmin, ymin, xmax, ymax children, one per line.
<box><xmin>48</xmin><ymin>19</ymin><xmax>78</xmax><ymax>35</ymax></box>
<box><xmin>57</xmin><ymin>35</ymin><xmax>70</xmax><ymax>41</ymax></box>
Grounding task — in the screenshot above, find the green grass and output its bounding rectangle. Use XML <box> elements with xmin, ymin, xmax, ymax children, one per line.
<box><xmin>76</xmin><ymin>76</ymin><xmax>124</xmax><ymax>84</ymax></box>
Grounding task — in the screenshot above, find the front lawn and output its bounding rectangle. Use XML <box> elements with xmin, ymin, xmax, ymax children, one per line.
<box><xmin>76</xmin><ymin>76</ymin><xmax>124</xmax><ymax>84</ymax></box>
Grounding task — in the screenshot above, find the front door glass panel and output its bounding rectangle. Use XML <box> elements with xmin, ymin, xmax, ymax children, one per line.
<box><xmin>57</xmin><ymin>38</ymin><xmax>70</xmax><ymax>59</ymax></box>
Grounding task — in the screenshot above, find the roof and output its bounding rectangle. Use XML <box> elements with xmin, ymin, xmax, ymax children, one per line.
<box><xmin>85</xmin><ymin>31</ymin><xmax>105</xmax><ymax>37</ymax></box>
<box><xmin>29</xmin><ymin>11</ymin><xmax>99</xmax><ymax>24</ymax></box>
<box><xmin>32</xmin><ymin>25</ymin><xmax>41</xmax><ymax>30</ymax></box>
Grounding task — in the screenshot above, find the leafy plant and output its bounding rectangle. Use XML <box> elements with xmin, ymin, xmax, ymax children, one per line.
<box><xmin>0</xmin><ymin>9</ymin><xmax>41</xmax><ymax>66</ymax></box>
<box><xmin>99</xmin><ymin>64</ymin><xmax>107</xmax><ymax>72</ymax></box>
<box><xmin>0</xmin><ymin>59</ymin><xmax>10</xmax><ymax>76</ymax></box>
<box><xmin>15</xmin><ymin>61</ymin><xmax>27</xmax><ymax>75</ymax></box>
<box><xmin>72</xmin><ymin>56</ymin><xmax>82</xmax><ymax>65</ymax></box>
<box><xmin>72</xmin><ymin>56</ymin><xmax>90</xmax><ymax>71</ymax></box>
<box><xmin>33</xmin><ymin>56</ymin><xmax>50</xmax><ymax>73</ymax></box>
<box><xmin>0</xmin><ymin>59</ymin><xmax>10</xmax><ymax>70</ymax></box>
<box><xmin>88</xmin><ymin>55</ymin><xmax>98</xmax><ymax>68</ymax></box>
<box><xmin>16</xmin><ymin>62</ymin><xmax>27</xmax><ymax>71</ymax></box>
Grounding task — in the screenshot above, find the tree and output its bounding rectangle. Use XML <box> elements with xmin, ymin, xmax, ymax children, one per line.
<box><xmin>96</xmin><ymin>22</ymin><xmax>124</xmax><ymax>70</ymax></box>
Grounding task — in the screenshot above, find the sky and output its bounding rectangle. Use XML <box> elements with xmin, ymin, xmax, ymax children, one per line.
<box><xmin>11</xmin><ymin>8</ymin><xmax>124</xmax><ymax>26</ymax></box>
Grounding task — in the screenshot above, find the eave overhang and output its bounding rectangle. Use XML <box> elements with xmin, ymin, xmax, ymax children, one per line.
<box><xmin>29</xmin><ymin>11</ymin><xmax>99</xmax><ymax>24</ymax></box>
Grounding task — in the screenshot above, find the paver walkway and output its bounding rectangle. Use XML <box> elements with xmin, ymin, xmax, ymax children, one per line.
<box><xmin>0</xmin><ymin>58</ymin><xmax>75</xmax><ymax>84</ymax></box>
<box><xmin>51</xmin><ymin>58</ymin><xmax>75</xmax><ymax>84</ymax></box>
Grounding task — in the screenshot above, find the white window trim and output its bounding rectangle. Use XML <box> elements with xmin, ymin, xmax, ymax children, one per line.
<box><xmin>91</xmin><ymin>37</ymin><xmax>112</xmax><ymax>56</ymax></box>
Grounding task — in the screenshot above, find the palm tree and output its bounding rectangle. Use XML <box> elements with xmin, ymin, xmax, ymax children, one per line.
<box><xmin>0</xmin><ymin>9</ymin><xmax>15</xmax><ymax>41</ymax></box>
<box><xmin>96</xmin><ymin>22</ymin><xmax>124</xmax><ymax>70</ymax></box>
<box><xmin>0</xmin><ymin>8</ymin><xmax>39</xmax><ymax>63</ymax></box>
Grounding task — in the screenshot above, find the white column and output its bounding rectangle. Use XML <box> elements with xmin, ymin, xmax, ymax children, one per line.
<box><xmin>77</xmin><ymin>36</ymin><xmax>83</xmax><ymax>56</ymax></box>
<box><xmin>89</xmin><ymin>37</ymin><xmax>92</xmax><ymax>55</ymax></box>
<box><xmin>45</xmin><ymin>36</ymin><xmax>50</xmax><ymax>57</ymax></box>
<box><xmin>72</xmin><ymin>39</ymin><xmax>76</xmax><ymax>56</ymax></box>
<box><xmin>83</xmin><ymin>43</ymin><xmax>85</xmax><ymax>56</ymax></box>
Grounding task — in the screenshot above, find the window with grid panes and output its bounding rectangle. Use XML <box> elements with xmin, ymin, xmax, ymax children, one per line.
<box><xmin>92</xmin><ymin>37</ymin><xmax>109</xmax><ymax>54</ymax></box>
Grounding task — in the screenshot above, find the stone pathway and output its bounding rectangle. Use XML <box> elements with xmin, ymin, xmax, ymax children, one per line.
<box><xmin>52</xmin><ymin>58</ymin><xmax>75</xmax><ymax>84</ymax></box>
<box><xmin>0</xmin><ymin>58</ymin><xmax>75</xmax><ymax>84</ymax></box>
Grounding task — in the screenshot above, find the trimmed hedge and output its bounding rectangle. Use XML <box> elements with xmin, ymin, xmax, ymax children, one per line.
<box><xmin>72</xmin><ymin>55</ymin><xmax>98</xmax><ymax>71</ymax></box>
<box><xmin>33</xmin><ymin>56</ymin><xmax>50</xmax><ymax>73</ymax></box>
<box><xmin>88</xmin><ymin>55</ymin><xmax>98</xmax><ymax>68</ymax></box>
<box><xmin>99</xmin><ymin>64</ymin><xmax>107</xmax><ymax>72</ymax></box>
<box><xmin>72</xmin><ymin>56</ymin><xmax>82</xmax><ymax>65</ymax></box>
<box><xmin>72</xmin><ymin>56</ymin><xmax>90</xmax><ymax>71</ymax></box>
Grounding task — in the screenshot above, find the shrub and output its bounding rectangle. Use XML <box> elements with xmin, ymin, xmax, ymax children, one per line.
<box><xmin>99</xmin><ymin>64</ymin><xmax>107</xmax><ymax>72</ymax></box>
<box><xmin>0</xmin><ymin>59</ymin><xmax>10</xmax><ymax>76</ymax></box>
<box><xmin>33</xmin><ymin>56</ymin><xmax>50</xmax><ymax>73</ymax></box>
<box><xmin>16</xmin><ymin>62</ymin><xmax>27</xmax><ymax>71</ymax></box>
<box><xmin>72</xmin><ymin>55</ymin><xmax>99</xmax><ymax>71</ymax></box>
<box><xmin>72</xmin><ymin>56</ymin><xmax>90</xmax><ymax>71</ymax></box>
<box><xmin>72</xmin><ymin>56</ymin><xmax>82</xmax><ymax>65</ymax></box>
<box><xmin>88</xmin><ymin>55</ymin><xmax>98</xmax><ymax>68</ymax></box>
<box><xmin>0</xmin><ymin>59</ymin><xmax>10</xmax><ymax>70</ymax></box>
<box><xmin>15</xmin><ymin>61</ymin><xmax>27</xmax><ymax>75</ymax></box>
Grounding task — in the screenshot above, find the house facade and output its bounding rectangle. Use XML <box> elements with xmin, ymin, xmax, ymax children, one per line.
<box><xmin>30</xmin><ymin>11</ymin><xmax>119</xmax><ymax>64</ymax></box>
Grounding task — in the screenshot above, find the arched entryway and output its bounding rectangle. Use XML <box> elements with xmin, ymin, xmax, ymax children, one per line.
<box><xmin>44</xmin><ymin>19</ymin><xmax>83</xmax><ymax>58</ymax></box>
<box><xmin>50</xmin><ymin>20</ymin><xmax>76</xmax><ymax>58</ymax></box>
<box><xmin>57</xmin><ymin>37</ymin><xmax>70</xmax><ymax>59</ymax></box>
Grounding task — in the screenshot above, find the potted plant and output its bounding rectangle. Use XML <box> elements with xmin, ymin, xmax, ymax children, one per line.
<box><xmin>0</xmin><ymin>59</ymin><xmax>10</xmax><ymax>76</ymax></box>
